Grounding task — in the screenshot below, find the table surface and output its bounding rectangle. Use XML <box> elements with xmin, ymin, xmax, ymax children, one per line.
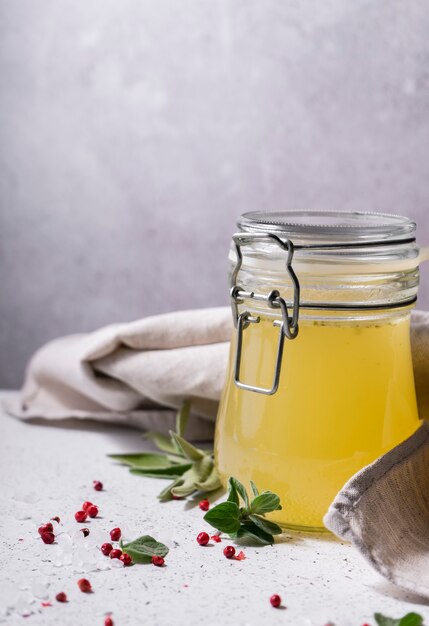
<box><xmin>1</xmin><ymin>390</ymin><xmax>429</xmax><ymax>626</ymax></box>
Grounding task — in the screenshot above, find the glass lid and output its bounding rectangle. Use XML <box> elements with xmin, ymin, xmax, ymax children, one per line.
<box><xmin>237</xmin><ymin>211</ymin><xmax>416</xmax><ymax>244</ymax></box>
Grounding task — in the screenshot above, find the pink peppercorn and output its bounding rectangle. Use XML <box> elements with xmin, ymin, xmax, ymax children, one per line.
<box><xmin>151</xmin><ymin>555</ymin><xmax>165</xmax><ymax>567</ymax></box>
<box><xmin>110</xmin><ymin>527</ymin><xmax>121</xmax><ymax>541</ymax></box>
<box><xmin>199</xmin><ymin>499</ymin><xmax>210</xmax><ymax>511</ymax></box>
<box><xmin>223</xmin><ymin>545</ymin><xmax>236</xmax><ymax>559</ymax></box>
<box><xmin>270</xmin><ymin>594</ymin><xmax>281</xmax><ymax>608</ymax></box>
<box><xmin>75</xmin><ymin>510</ymin><xmax>87</xmax><ymax>523</ymax></box>
<box><xmin>109</xmin><ymin>549</ymin><xmax>122</xmax><ymax>560</ymax></box>
<box><xmin>105</xmin><ymin>617</ymin><xmax>114</xmax><ymax>626</ymax></box>
<box><xmin>77</xmin><ymin>578</ymin><xmax>92</xmax><ymax>593</ymax></box>
<box><xmin>55</xmin><ymin>592</ymin><xmax>67</xmax><ymax>603</ymax></box>
<box><xmin>87</xmin><ymin>505</ymin><xmax>98</xmax><ymax>518</ymax></box>
<box><xmin>196</xmin><ymin>532</ymin><xmax>210</xmax><ymax>546</ymax></box>
<box><xmin>38</xmin><ymin>523</ymin><xmax>53</xmax><ymax>535</ymax></box>
<box><xmin>101</xmin><ymin>542</ymin><xmax>113</xmax><ymax>556</ymax></box>
<box><xmin>41</xmin><ymin>531</ymin><xmax>55</xmax><ymax>544</ymax></box>
<box><xmin>120</xmin><ymin>553</ymin><xmax>132</xmax><ymax>566</ymax></box>
<box><xmin>93</xmin><ymin>481</ymin><xmax>103</xmax><ymax>491</ymax></box>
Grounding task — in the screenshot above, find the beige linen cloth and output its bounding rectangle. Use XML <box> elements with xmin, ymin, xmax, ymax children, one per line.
<box><xmin>4</xmin><ymin>307</ymin><xmax>232</xmax><ymax>440</ymax></box>
<box><xmin>4</xmin><ymin>307</ymin><xmax>429</xmax><ymax>598</ymax></box>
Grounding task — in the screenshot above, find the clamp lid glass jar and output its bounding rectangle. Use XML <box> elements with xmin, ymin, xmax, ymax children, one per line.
<box><xmin>215</xmin><ymin>210</ymin><xmax>422</xmax><ymax>531</ymax></box>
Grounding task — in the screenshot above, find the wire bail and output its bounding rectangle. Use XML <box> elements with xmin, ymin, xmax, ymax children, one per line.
<box><xmin>230</xmin><ymin>233</ymin><xmax>300</xmax><ymax>395</ymax></box>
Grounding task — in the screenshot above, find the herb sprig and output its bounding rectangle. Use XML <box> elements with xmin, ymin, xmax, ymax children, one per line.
<box><xmin>109</xmin><ymin>401</ymin><xmax>221</xmax><ymax>501</ymax></box>
<box><xmin>374</xmin><ymin>613</ymin><xmax>423</xmax><ymax>626</ymax></box>
<box><xmin>204</xmin><ymin>476</ymin><xmax>283</xmax><ymax>545</ymax></box>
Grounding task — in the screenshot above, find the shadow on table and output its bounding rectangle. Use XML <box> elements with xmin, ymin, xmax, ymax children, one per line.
<box><xmin>373</xmin><ymin>580</ymin><xmax>429</xmax><ymax>606</ymax></box>
<box><xmin>25</xmin><ymin>415</ymin><xmax>142</xmax><ymax>434</ymax></box>
<box><xmin>275</xmin><ymin>528</ymin><xmax>341</xmax><ymax>545</ymax></box>
<box><xmin>24</xmin><ymin>415</ymin><xmax>154</xmax><ymax>454</ymax></box>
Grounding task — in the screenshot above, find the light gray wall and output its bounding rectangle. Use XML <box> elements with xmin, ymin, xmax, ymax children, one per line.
<box><xmin>1</xmin><ymin>0</ymin><xmax>429</xmax><ymax>388</ymax></box>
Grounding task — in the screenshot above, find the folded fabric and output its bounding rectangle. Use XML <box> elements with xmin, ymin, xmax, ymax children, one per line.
<box><xmin>324</xmin><ymin>422</ymin><xmax>429</xmax><ymax>599</ymax></box>
<box><xmin>4</xmin><ymin>307</ymin><xmax>232</xmax><ymax>440</ymax></box>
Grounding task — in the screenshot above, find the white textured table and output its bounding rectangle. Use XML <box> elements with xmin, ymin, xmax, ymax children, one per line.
<box><xmin>1</xmin><ymin>390</ymin><xmax>428</xmax><ymax>626</ymax></box>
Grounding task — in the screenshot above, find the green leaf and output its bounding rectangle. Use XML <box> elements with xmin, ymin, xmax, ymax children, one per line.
<box><xmin>121</xmin><ymin>535</ymin><xmax>169</xmax><ymax>564</ymax></box>
<box><xmin>229</xmin><ymin>476</ymin><xmax>249</xmax><ymax>510</ymax></box>
<box><xmin>227</xmin><ymin>477</ymin><xmax>239</xmax><ymax>506</ymax></box>
<box><xmin>194</xmin><ymin>464</ymin><xmax>222</xmax><ymax>491</ymax></box>
<box><xmin>169</xmin><ymin>431</ymin><xmax>205</xmax><ymax>462</ymax></box>
<box><xmin>193</xmin><ymin>455</ymin><xmax>214</xmax><ymax>482</ymax></box>
<box><xmin>204</xmin><ymin>501</ymin><xmax>241</xmax><ymax>534</ymax></box>
<box><xmin>170</xmin><ymin>456</ymin><xmax>213</xmax><ymax>497</ymax></box>
<box><xmin>248</xmin><ymin>514</ymin><xmax>283</xmax><ymax>536</ymax></box>
<box><xmin>170</xmin><ymin>466</ymin><xmax>201</xmax><ymax>498</ymax></box>
<box><xmin>236</xmin><ymin>521</ymin><xmax>274</xmax><ymax>545</ymax></box>
<box><xmin>250</xmin><ymin>480</ymin><xmax>259</xmax><ymax>497</ymax></box>
<box><xmin>176</xmin><ymin>400</ymin><xmax>191</xmax><ymax>437</ymax></box>
<box><xmin>374</xmin><ymin>614</ymin><xmax>397</xmax><ymax>626</ymax></box>
<box><xmin>109</xmin><ymin>411</ymin><xmax>220</xmax><ymax>503</ymax></box>
<box><xmin>400</xmin><ymin>615</ymin><xmax>424</xmax><ymax>626</ymax></box>
<box><xmin>129</xmin><ymin>463</ymin><xmax>192</xmax><ymax>477</ymax></box>
<box><xmin>158</xmin><ymin>477</ymin><xmax>182</xmax><ymax>501</ymax></box>
<box><xmin>154</xmin><ymin>456</ymin><xmax>219</xmax><ymax>501</ymax></box>
<box><xmin>108</xmin><ymin>452</ymin><xmax>177</xmax><ymax>469</ymax></box>
<box><xmin>203</xmin><ymin>479</ymin><xmax>282</xmax><ymax>545</ymax></box>
<box><xmin>144</xmin><ymin>432</ymin><xmax>179</xmax><ymax>455</ymax></box>
<box><xmin>166</xmin><ymin>454</ymin><xmax>187</xmax><ymax>464</ymax></box>
<box><xmin>249</xmin><ymin>491</ymin><xmax>282</xmax><ymax>515</ymax></box>
<box><xmin>171</xmin><ymin>483</ymin><xmax>197</xmax><ymax>497</ymax></box>
<box><xmin>374</xmin><ymin>614</ymin><xmax>423</xmax><ymax>626</ymax></box>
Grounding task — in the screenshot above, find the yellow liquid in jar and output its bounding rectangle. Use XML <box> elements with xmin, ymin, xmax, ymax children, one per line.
<box><xmin>215</xmin><ymin>312</ymin><xmax>420</xmax><ymax>530</ymax></box>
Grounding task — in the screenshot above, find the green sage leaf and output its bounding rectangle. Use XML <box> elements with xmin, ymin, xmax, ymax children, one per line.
<box><xmin>248</xmin><ymin>514</ymin><xmax>283</xmax><ymax>536</ymax></box>
<box><xmin>144</xmin><ymin>432</ymin><xmax>179</xmax><ymax>455</ymax></box>
<box><xmin>171</xmin><ymin>484</ymin><xmax>197</xmax><ymax>498</ymax></box>
<box><xmin>170</xmin><ymin>456</ymin><xmax>212</xmax><ymax>497</ymax></box>
<box><xmin>108</xmin><ymin>452</ymin><xmax>178</xmax><ymax>469</ymax></box>
<box><xmin>192</xmin><ymin>455</ymin><xmax>214</xmax><ymax>482</ymax></box>
<box><xmin>176</xmin><ymin>400</ymin><xmax>191</xmax><ymax>437</ymax></box>
<box><xmin>249</xmin><ymin>491</ymin><xmax>282</xmax><ymax>515</ymax></box>
<box><xmin>204</xmin><ymin>501</ymin><xmax>241</xmax><ymax>534</ymax></box>
<box><xmin>155</xmin><ymin>457</ymin><xmax>220</xmax><ymax>501</ymax></box>
<box><xmin>194</xmin><ymin>464</ymin><xmax>222</xmax><ymax>491</ymax></box>
<box><xmin>121</xmin><ymin>535</ymin><xmax>169</xmax><ymax>564</ymax></box>
<box><xmin>158</xmin><ymin>477</ymin><xmax>182</xmax><ymax>501</ymax></box>
<box><xmin>171</xmin><ymin>466</ymin><xmax>201</xmax><ymax>498</ymax></box>
<box><xmin>166</xmin><ymin>454</ymin><xmax>187</xmax><ymax>464</ymax></box>
<box><xmin>129</xmin><ymin>463</ymin><xmax>191</xmax><ymax>477</ymax></box>
<box><xmin>169</xmin><ymin>431</ymin><xmax>205</xmax><ymax>462</ymax></box>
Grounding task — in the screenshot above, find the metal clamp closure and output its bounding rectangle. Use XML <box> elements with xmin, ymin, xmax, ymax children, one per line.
<box><xmin>230</xmin><ymin>233</ymin><xmax>300</xmax><ymax>395</ymax></box>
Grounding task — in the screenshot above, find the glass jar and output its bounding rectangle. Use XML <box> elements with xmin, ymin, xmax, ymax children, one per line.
<box><xmin>215</xmin><ymin>211</ymin><xmax>423</xmax><ymax>531</ymax></box>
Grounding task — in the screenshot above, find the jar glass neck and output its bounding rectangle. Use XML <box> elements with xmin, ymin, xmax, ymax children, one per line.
<box><xmin>229</xmin><ymin>232</ymin><xmax>420</xmax><ymax>325</ymax></box>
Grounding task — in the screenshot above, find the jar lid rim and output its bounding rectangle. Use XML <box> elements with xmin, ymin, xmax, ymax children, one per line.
<box><xmin>238</xmin><ymin>211</ymin><xmax>416</xmax><ymax>242</ymax></box>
